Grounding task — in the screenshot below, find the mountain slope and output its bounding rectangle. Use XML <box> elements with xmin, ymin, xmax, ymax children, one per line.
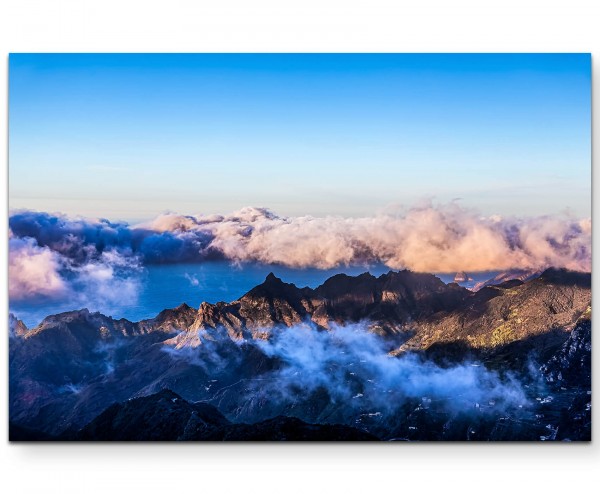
<box><xmin>73</xmin><ymin>390</ymin><xmax>378</xmax><ymax>441</ymax></box>
<box><xmin>394</xmin><ymin>269</ymin><xmax>590</xmax><ymax>357</ymax></box>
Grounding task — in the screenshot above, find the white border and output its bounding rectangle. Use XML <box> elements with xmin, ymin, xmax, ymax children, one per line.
<box><xmin>1</xmin><ymin>1</ymin><xmax>598</xmax><ymax>493</ymax></box>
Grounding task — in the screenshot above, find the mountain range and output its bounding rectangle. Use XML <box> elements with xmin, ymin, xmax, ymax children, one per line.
<box><xmin>9</xmin><ymin>268</ymin><xmax>591</xmax><ymax>441</ymax></box>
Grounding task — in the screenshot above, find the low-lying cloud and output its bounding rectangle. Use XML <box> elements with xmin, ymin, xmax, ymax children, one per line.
<box><xmin>262</xmin><ymin>324</ymin><xmax>530</xmax><ymax>418</ymax></box>
<box><xmin>161</xmin><ymin>322</ymin><xmax>533</xmax><ymax>428</ymax></box>
<box><xmin>9</xmin><ymin>204</ymin><xmax>591</xmax><ymax>301</ymax></box>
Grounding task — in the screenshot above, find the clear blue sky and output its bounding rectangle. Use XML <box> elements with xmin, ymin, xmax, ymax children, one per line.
<box><xmin>9</xmin><ymin>54</ymin><xmax>591</xmax><ymax>221</ymax></box>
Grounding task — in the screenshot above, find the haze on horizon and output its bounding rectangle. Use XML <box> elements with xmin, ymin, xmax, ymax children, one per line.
<box><xmin>8</xmin><ymin>54</ymin><xmax>591</xmax><ymax>222</ymax></box>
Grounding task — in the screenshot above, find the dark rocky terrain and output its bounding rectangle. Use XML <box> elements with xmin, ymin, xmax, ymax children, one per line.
<box><xmin>9</xmin><ymin>268</ymin><xmax>592</xmax><ymax>441</ymax></box>
<box><xmin>69</xmin><ymin>389</ymin><xmax>377</xmax><ymax>441</ymax></box>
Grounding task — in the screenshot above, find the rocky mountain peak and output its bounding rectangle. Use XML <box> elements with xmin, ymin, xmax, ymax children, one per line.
<box><xmin>265</xmin><ymin>272</ymin><xmax>280</xmax><ymax>283</ymax></box>
<box><xmin>240</xmin><ymin>272</ymin><xmax>310</xmax><ymax>307</ymax></box>
<box><xmin>9</xmin><ymin>314</ymin><xmax>28</xmax><ymax>337</ymax></box>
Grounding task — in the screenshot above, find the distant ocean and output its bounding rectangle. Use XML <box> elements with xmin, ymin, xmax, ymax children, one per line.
<box><xmin>9</xmin><ymin>262</ymin><xmax>499</xmax><ymax>328</ymax></box>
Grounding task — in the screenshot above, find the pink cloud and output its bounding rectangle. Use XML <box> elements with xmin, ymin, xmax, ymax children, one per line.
<box><xmin>9</xmin><ymin>237</ymin><xmax>67</xmax><ymax>300</ymax></box>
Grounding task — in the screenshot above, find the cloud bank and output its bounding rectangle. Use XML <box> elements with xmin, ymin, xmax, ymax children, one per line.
<box><xmin>249</xmin><ymin>323</ymin><xmax>530</xmax><ymax>416</ymax></box>
<box><xmin>9</xmin><ymin>204</ymin><xmax>591</xmax><ymax>301</ymax></box>
<box><xmin>160</xmin><ymin>322</ymin><xmax>533</xmax><ymax>429</ymax></box>
<box><xmin>8</xmin><ymin>224</ymin><xmax>142</xmax><ymax>307</ymax></box>
<box><xmin>9</xmin><ymin>236</ymin><xmax>68</xmax><ymax>300</ymax></box>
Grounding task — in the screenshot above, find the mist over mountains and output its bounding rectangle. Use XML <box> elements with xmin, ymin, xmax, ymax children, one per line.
<box><xmin>9</xmin><ymin>205</ymin><xmax>591</xmax><ymax>304</ymax></box>
<box><xmin>9</xmin><ymin>268</ymin><xmax>591</xmax><ymax>441</ymax></box>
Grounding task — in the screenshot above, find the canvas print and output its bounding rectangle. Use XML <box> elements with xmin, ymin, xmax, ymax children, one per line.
<box><xmin>8</xmin><ymin>54</ymin><xmax>591</xmax><ymax>441</ymax></box>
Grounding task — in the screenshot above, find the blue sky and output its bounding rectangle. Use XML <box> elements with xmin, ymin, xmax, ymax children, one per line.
<box><xmin>9</xmin><ymin>54</ymin><xmax>591</xmax><ymax>221</ymax></box>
